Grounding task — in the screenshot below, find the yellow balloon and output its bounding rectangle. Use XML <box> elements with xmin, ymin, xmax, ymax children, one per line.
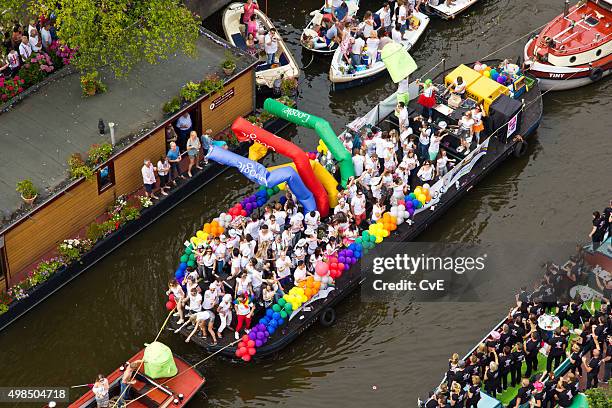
<box><xmin>382</xmin><ymin>230</ymin><xmax>390</xmax><ymax>237</ymax></box>
<box><xmin>196</xmin><ymin>230</ymin><xmax>205</xmax><ymax>239</ymax></box>
<box><xmin>417</xmin><ymin>194</ymin><xmax>426</xmax><ymax>202</ymax></box>
<box><xmin>414</xmin><ymin>186</ymin><xmax>423</xmax><ymax>195</ymax></box>
<box><xmin>375</xmin><ymin>236</ymin><xmax>383</xmax><ymax>243</ymax></box>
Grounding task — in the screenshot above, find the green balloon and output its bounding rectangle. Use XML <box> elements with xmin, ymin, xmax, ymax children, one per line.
<box><xmin>180</xmin><ymin>255</ymin><xmax>188</xmax><ymax>263</ymax></box>
<box><xmin>362</xmin><ymin>231</ymin><xmax>369</xmax><ymax>239</ymax></box>
<box><xmin>185</xmin><ymin>247</ymin><xmax>192</xmax><ymax>255</ymax></box>
<box><xmin>187</xmin><ymin>260</ymin><xmax>196</xmax><ymax>268</ymax></box>
<box><xmin>408</xmin><ymin>193</ymin><xmax>416</xmax><ymax>200</ymax></box>
<box><xmin>267</xmin><ymin>188</ymin><xmax>274</xmax><ymax>196</ymax></box>
<box><xmin>273</xmin><ymin>186</ymin><xmax>280</xmax><ymax>193</ymax></box>
<box><xmin>416</xmin><ymin>201</ymin><xmax>422</xmax><ymax>209</ymax></box>
<box><xmin>277</xmin><ymin>298</ymin><xmax>286</xmax><ymax>307</ymax></box>
<box><xmin>280</xmin><ymin>310</ymin><xmax>288</xmax><ymax>319</ymax></box>
<box><xmin>259</xmin><ymin>185</ymin><xmax>266</xmax><ymax>191</ymax></box>
<box><xmin>369</xmin><ymin>235</ymin><xmax>376</xmax><ymax>242</ymax></box>
<box><xmin>189</xmin><ymin>253</ymin><xmax>196</xmax><ymax>261</ymax></box>
<box><xmin>272</xmin><ymin>304</ymin><xmax>281</xmax><ymax>312</ymax></box>
<box><xmin>284</xmin><ymin>303</ymin><xmax>293</xmax><ymax>312</ymax></box>
<box><xmin>355</xmin><ymin>237</ymin><xmax>363</xmax><ymax>244</ymax></box>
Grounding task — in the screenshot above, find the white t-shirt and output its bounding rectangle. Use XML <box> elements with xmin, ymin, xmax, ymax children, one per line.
<box><xmin>351</xmin><ymin>37</ymin><xmax>365</xmax><ymax>55</ymax></box>
<box><xmin>366</xmin><ymin>38</ymin><xmax>379</xmax><ymax>55</ymax></box>
<box><xmin>187</xmin><ymin>293</ymin><xmax>203</xmax><ymax>312</ymax></box>
<box><xmin>203</xmin><ymin>290</ymin><xmax>217</xmax><ymax>310</ymax></box>
<box><xmin>398</xmin><ymin>5</ymin><xmax>407</xmax><ymax>23</ymax></box>
<box><xmin>352</xmin><ymin>154</ymin><xmax>365</xmax><ymax>176</ymax></box>
<box><xmin>437</xmin><ymin>155</ymin><xmax>449</xmax><ymax>170</ymax></box>
<box><xmin>305</xmin><ymin>212</ymin><xmax>320</xmax><ymax>229</ymax></box>
<box><xmin>372</xmin><ymin>204</ymin><xmax>384</xmax><ymax>221</ymax></box>
<box><xmin>398</xmin><ymin>107</ymin><xmax>409</xmax><ymax>129</ymax></box>
<box><xmin>258</xmin><ymin>229</ymin><xmax>274</xmax><ymax>243</ymax></box>
<box><xmin>391</xmin><ymin>28</ymin><xmax>403</xmax><ymax>43</ymax></box>
<box><xmin>273</xmin><ymin>209</ymin><xmax>287</xmax><ymax>226</ymax></box>
<box><xmin>419</xmin><ymin>129</ymin><xmax>431</xmax><ymax>145</ymax></box>
<box><xmin>141</xmin><ymin>164</ymin><xmax>156</xmax><ymax>185</ymax></box>
<box><xmin>351</xmin><ymin>195</ymin><xmax>366</xmax><ymax>215</ymax></box>
<box><xmin>236</xmin><ymin>276</ymin><xmax>252</xmax><ymax>294</ymax></box>
<box><xmin>294</xmin><ymin>267</ymin><xmax>308</xmax><ymax>283</ymax></box>
<box><xmin>264</xmin><ymin>33</ymin><xmax>279</xmax><ymax>54</ymax></box>
<box><xmin>379</xmin><ymin>8</ymin><xmax>392</xmax><ymax>26</ymax></box>
<box><xmin>429</xmin><ymin>135</ymin><xmax>442</xmax><ymax>153</ymax></box>
<box><xmin>214</xmin><ymin>243</ymin><xmax>227</xmax><ymax>260</ymax></box>
<box><xmin>276</xmin><ymin>257</ymin><xmax>292</xmax><ymax>278</ymax></box>
<box><xmin>249</xmin><ymin>269</ymin><xmax>263</xmax><ymax>288</ymax></box>
<box><xmin>460</xmin><ymin>117</ymin><xmax>475</xmax><ymax>131</ymax></box>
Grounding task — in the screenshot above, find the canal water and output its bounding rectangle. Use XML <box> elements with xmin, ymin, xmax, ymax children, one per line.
<box><xmin>1</xmin><ymin>1</ymin><xmax>610</xmax><ymax>407</ymax></box>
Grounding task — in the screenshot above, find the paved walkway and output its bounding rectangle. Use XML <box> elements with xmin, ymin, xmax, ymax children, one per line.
<box><xmin>0</xmin><ymin>32</ymin><xmax>251</xmax><ymax>219</ymax></box>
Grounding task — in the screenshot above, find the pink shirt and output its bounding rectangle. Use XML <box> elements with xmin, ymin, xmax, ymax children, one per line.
<box><xmin>243</xmin><ymin>2</ymin><xmax>259</xmax><ymax>23</ymax></box>
<box><xmin>247</xmin><ymin>20</ymin><xmax>258</xmax><ymax>37</ymax></box>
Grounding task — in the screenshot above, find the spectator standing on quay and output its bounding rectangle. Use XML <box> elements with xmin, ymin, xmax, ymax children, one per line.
<box><xmin>19</xmin><ymin>35</ymin><xmax>32</xmax><ymax>61</ymax></box>
<box><xmin>40</xmin><ymin>22</ymin><xmax>52</xmax><ymax>50</ymax></box>
<box><xmin>141</xmin><ymin>159</ymin><xmax>158</xmax><ymax>200</ymax></box>
<box><xmin>589</xmin><ymin>211</ymin><xmax>607</xmax><ymax>250</ymax></box>
<box><xmin>29</xmin><ymin>28</ymin><xmax>42</xmax><ymax>53</ymax></box>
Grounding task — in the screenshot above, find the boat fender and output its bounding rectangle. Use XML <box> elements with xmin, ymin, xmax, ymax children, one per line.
<box><xmin>589</xmin><ymin>67</ymin><xmax>603</xmax><ymax>82</ymax></box>
<box><xmin>513</xmin><ymin>140</ymin><xmax>528</xmax><ymax>158</ymax></box>
<box><xmin>320</xmin><ymin>307</ymin><xmax>336</xmax><ymax>327</ymax></box>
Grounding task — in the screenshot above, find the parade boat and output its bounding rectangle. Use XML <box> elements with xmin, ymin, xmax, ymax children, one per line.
<box><xmin>69</xmin><ymin>343</ymin><xmax>205</xmax><ymax>408</ymax></box>
<box><xmin>421</xmin><ymin>0</ymin><xmax>481</xmax><ymax>19</ymax></box>
<box><xmin>300</xmin><ymin>0</ymin><xmax>360</xmax><ymax>55</ymax></box>
<box><xmin>329</xmin><ymin>11</ymin><xmax>430</xmax><ymax>90</ymax></box>
<box><xmin>223</xmin><ymin>3</ymin><xmax>300</xmax><ymax>90</ymax></box>
<box><xmin>524</xmin><ymin>0</ymin><xmax>612</xmax><ymax>91</ymax></box>
<box><xmin>417</xmin><ymin>245</ymin><xmax>611</xmax><ymax>408</ymax></box>
<box><xmin>168</xmin><ymin>59</ymin><xmax>543</xmax><ymax>360</ymax></box>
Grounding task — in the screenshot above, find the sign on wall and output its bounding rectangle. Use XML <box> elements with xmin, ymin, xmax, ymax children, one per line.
<box><xmin>209</xmin><ymin>88</ymin><xmax>235</xmax><ymax>110</ymax></box>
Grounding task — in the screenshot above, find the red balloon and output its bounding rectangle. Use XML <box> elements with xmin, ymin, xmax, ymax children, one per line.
<box><xmin>330</xmin><ymin>262</ymin><xmax>338</xmax><ymax>270</ymax></box>
<box><xmin>247</xmin><ymin>340</ymin><xmax>255</xmax><ymax>348</ymax></box>
<box><xmin>337</xmin><ymin>262</ymin><xmax>344</xmax><ymax>271</ymax></box>
<box><xmin>236</xmin><ymin>203</ymin><xmax>243</xmax><ymax>210</ymax></box>
<box><xmin>242</xmin><ymin>334</ymin><xmax>250</xmax><ymax>343</ymax></box>
<box><xmin>336</xmin><ymin>271</ymin><xmax>343</xmax><ymax>278</ymax></box>
<box><xmin>235</xmin><ymin>348</ymin><xmax>243</xmax><ymax>357</ymax></box>
<box><xmin>240</xmin><ymin>210</ymin><xmax>247</xmax><ymax>216</ymax></box>
<box><xmin>168</xmin><ymin>294</ymin><xmax>175</xmax><ymax>303</ymax></box>
<box><xmin>248</xmin><ymin>347</ymin><xmax>256</xmax><ymax>356</ymax></box>
<box><xmin>329</xmin><ymin>257</ymin><xmax>338</xmax><ymax>264</ymax></box>
<box><xmin>239</xmin><ymin>346</ymin><xmax>247</xmax><ymax>355</ymax></box>
<box><xmin>238</xmin><ymin>341</ymin><xmax>245</xmax><ymax>348</ymax></box>
<box><xmin>242</xmin><ymin>354</ymin><xmax>251</xmax><ymax>362</ymax></box>
<box><xmin>329</xmin><ymin>270</ymin><xmax>338</xmax><ymax>279</ymax></box>
<box><xmin>165</xmin><ymin>301</ymin><xmax>175</xmax><ymax>311</ymax></box>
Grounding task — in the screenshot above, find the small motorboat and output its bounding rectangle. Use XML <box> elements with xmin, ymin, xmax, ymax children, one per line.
<box><xmin>329</xmin><ymin>11</ymin><xmax>430</xmax><ymax>90</ymax></box>
<box><xmin>422</xmin><ymin>0</ymin><xmax>481</xmax><ymax>19</ymax></box>
<box><xmin>300</xmin><ymin>0</ymin><xmax>360</xmax><ymax>55</ymax></box>
<box><xmin>523</xmin><ymin>0</ymin><xmax>612</xmax><ymax>91</ymax></box>
<box><xmin>69</xmin><ymin>342</ymin><xmax>205</xmax><ymax>408</ymax></box>
<box><xmin>223</xmin><ymin>3</ymin><xmax>300</xmax><ymax>89</ymax></box>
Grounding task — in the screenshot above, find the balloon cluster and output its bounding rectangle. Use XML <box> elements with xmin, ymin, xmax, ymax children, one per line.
<box><xmin>297</xmin><ymin>275</ymin><xmax>322</xmax><ymax>298</ymax></box>
<box><xmin>175</xmin><ymin>244</ymin><xmax>194</xmax><ymax>280</ymax></box>
<box><xmin>475</xmin><ymin>63</ymin><xmax>509</xmax><ymax>85</ymax></box>
<box><xmin>165</xmin><ymin>293</ymin><xmax>177</xmax><ymax>311</ymax></box>
<box><xmin>235</xmin><ymin>334</ymin><xmax>258</xmax><ymax>362</ymax></box>
<box><xmin>404</xmin><ymin>185</ymin><xmax>431</xmax><ymax>212</ymax></box>
<box><xmin>355</xmin><ymin>232</ymin><xmax>376</xmax><ymax>253</ymax></box>
<box><xmin>336</xmin><ymin>248</ymin><xmax>359</xmax><ymax>276</ymax></box>
<box><xmin>389</xmin><ymin>203</ymin><xmax>411</xmax><ymax>224</ymax></box>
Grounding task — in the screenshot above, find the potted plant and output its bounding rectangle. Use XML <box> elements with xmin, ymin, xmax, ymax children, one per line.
<box><xmin>221</xmin><ymin>51</ymin><xmax>237</xmax><ymax>76</ymax></box>
<box><xmin>80</xmin><ymin>71</ymin><xmax>107</xmax><ymax>97</ymax></box>
<box><xmin>280</xmin><ymin>76</ymin><xmax>298</xmax><ymax>97</ymax></box>
<box><xmin>16</xmin><ymin>179</ymin><xmax>37</xmax><ymax>205</ymax></box>
<box><xmin>162</xmin><ymin>96</ymin><xmax>181</xmax><ymax>115</ymax></box>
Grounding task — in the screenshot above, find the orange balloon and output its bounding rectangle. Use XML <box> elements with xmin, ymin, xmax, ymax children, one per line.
<box><xmin>211</xmin><ymin>220</ymin><xmax>219</xmax><ymax>228</ymax></box>
<box><xmin>218</xmin><ymin>226</ymin><xmax>225</xmax><ymax>234</ymax></box>
<box><xmin>203</xmin><ymin>224</ymin><xmax>211</xmax><ymax>233</ymax></box>
<box><xmin>305</xmin><ymin>288</ymin><xmax>313</xmax><ymax>297</ymax></box>
<box><xmin>313</xmin><ymin>281</ymin><xmax>321</xmax><ymax>290</ymax></box>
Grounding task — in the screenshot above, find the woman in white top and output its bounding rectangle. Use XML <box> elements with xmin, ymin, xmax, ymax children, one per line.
<box><xmin>92</xmin><ymin>374</ymin><xmax>109</xmax><ymax>408</ymax></box>
<box><xmin>391</xmin><ymin>177</ymin><xmax>405</xmax><ymax>205</ymax></box>
<box><xmin>371</xmin><ymin>199</ymin><xmax>386</xmax><ymax>223</ymax></box>
<box><xmin>167</xmin><ymin>279</ymin><xmax>186</xmax><ymax>323</ymax></box>
<box><xmin>456</xmin><ymin>111</ymin><xmax>475</xmax><ymax>154</ymax></box>
<box><xmin>417</xmin><ymin>160</ymin><xmax>436</xmax><ymax>183</ymax></box>
<box><xmin>418</xmin><ymin>125</ymin><xmax>431</xmax><ymax>160</ymax></box>
<box><xmin>428</xmin><ymin>131</ymin><xmax>444</xmax><ymax>161</ymax></box>
<box><xmin>361</xmin><ymin>11</ymin><xmax>375</xmax><ymax>38</ymax></box>
<box><xmin>365</xmin><ymin>30</ymin><xmax>379</xmax><ymax>68</ymax></box>
<box><xmin>216</xmin><ymin>294</ymin><xmax>233</xmax><ymax>338</ymax></box>
<box><xmin>156</xmin><ymin>155</ymin><xmax>171</xmax><ymax>196</ymax></box>
<box><xmin>185</xmin><ymin>310</ymin><xmax>217</xmax><ymax>344</ymax></box>
<box><xmin>235</xmin><ymin>271</ymin><xmax>253</xmax><ymax>298</ymax></box>
<box><xmin>391</xmin><ymin>22</ymin><xmax>403</xmax><ymax>43</ymax></box>
<box><xmin>268</xmin><ymin>216</ymin><xmax>281</xmax><ymax>236</ymax></box>
<box><xmin>436</xmin><ymin>149</ymin><xmax>453</xmax><ymax>177</ymax></box>
<box><xmin>471</xmin><ymin>105</ymin><xmax>485</xmax><ymax>145</ymax></box>
<box><xmin>229</xmin><ymin>248</ymin><xmax>242</xmax><ymax>279</ymax></box>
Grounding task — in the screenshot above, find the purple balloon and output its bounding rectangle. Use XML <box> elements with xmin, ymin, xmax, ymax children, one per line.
<box><xmin>248</xmin><ymin>331</ymin><xmax>257</xmax><ymax>340</ymax></box>
<box><xmin>352</xmin><ymin>257</ymin><xmax>358</xmax><ymax>264</ymax></box>
<box><xmin>257</xmin><ymin>323</ymin><xmax>265</xmax><ymax>331</ymax></box>
<box><xmin>408</xmin><ymin>208</ymin><xmax>415</xmax><ymax>216</ymax></box>
<box><xmin>256</xmin><ymin>331</ymin><xmax>264</xmax><ymax>339</ymax></box>
<box><xmin>338</xmin><ymin>256</ymin><xmax>346</xmax><ymax>263</ymax></box>
<box><xmin>346</xmin><ymin>249</ymin><xmax>353</xmax><ymax>256</ymax></box>
<box><xmin>255</xmin><ymin>339</ymin><xmax>263</xmax><ymax>347</ymax></box>
<box><xmin>406</xmin><ymin>201</ymin><xmax>414</xmax><ymax>209</ymax></box>
<box><xmin>344</xmin><ymin>263</ymin><xmax>350</xmax><ymax>271</ymax></box>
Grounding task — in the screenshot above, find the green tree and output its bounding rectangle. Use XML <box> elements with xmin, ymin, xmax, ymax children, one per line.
<box><xmin>29</xmin><ymin>0</ymin><xmax>200</xmax><ymax>78</ymax></box>
<box><xmin>0</xmin><ymin>0</ymin><xmax>33</xmax><ymax>53</ymax></box>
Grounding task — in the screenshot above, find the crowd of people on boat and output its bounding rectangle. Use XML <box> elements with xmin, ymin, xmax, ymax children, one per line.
<box><xmin>423</xmin><ymin>246</ymin><xmax>611</xmax><ymax>408</ymax></box>
<box><xmin>164</xmin><ymin>91</ymin><xmax>490</xmax><ymax>344</ymax></box>
<box><xmin>302</xmin><ymin>0</ymin><xmax>425</xmax><ymax>71</ymax></box>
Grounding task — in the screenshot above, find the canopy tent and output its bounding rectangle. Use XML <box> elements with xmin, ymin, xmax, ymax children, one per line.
<box><xmin>381</xmin><ymin>43</ymin><xmax>418</xmax><ymax>83</ymax></box>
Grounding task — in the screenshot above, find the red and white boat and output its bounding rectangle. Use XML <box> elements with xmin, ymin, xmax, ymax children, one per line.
<box><xmin>68</xmin><ymin>343</ymin><xmax>205</xmax><ymax>408</ymax></box>
<box><xmin>524</xmin><ymin>0</ymin><xmax>612</xmax><ymax>91</ymax></box>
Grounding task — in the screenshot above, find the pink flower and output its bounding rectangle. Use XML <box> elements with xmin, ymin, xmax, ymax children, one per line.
<box><xmin>24</xmin><ymin>63</ymin><xmax>30</xmax><ymax>69</ymax></box>
<box><xmin>18</xmin><ymin>87</ymin><xmax>23</xmax><ymax>92</ymax></box>
<box><xmin>40</xmin><ymin>64</ymin><xmax>48</xmax><ymax>70</ymax></box>
<box><xmin>1</xmin><ymin>94</ymin><xmax>7</xmax><ymax>101</ymax></box>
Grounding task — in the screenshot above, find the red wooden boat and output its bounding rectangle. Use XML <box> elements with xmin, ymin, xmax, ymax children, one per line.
<box><xmin>524</xmin><ymin>0</ymin><xmax>612</xmax><ymax>90</ymax></box>
<box><xmin>68</xmin><ymin>345</ymin><xmax>205</xmax><ymax>408</ymax></box>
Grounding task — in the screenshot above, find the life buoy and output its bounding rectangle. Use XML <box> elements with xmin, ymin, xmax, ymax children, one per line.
<box><xmin>320</xmin><ymin>307</ymin><xmax>336</xmax><ymax>327</ymax></box>
<box><xmin>589</xmin><ymin>67</ymin><xmax>603</xmax><ymax>82</ymax></box>
<box><xmin>513</xmin><ymin>140</ymin><xmax>528</xmax><ymax>158</ymax></box>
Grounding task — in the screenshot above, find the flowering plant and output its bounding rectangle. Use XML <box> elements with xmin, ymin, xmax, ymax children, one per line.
<box><xmin>139</xmin><ymin>195</ymin><xmax>154</xmax><ymax>208</ymax></box>
<box><xmin>0</xmin><ymin>75</ymin><xmax>25</xmax><ymax>102</ymax></box>
<box><xmin>28</xmin><ymin>258</ymin><xmax>64</xmax><ymax>286</ymax></box>
<box><xmin>8</xmin><ymin>285</ymin><xmax>28</xmax><ymax>301</ymax></box>
<box><xmin>49</xmin><ymin>40</ymin><xmax>77</xmax><ymax>66</ymax></box>
<box><xmin>180</xmin><ymin>81</ymin><xmax>201</xmax><ymax>103</ymax></box>
<box><xmin>67</xmin><ymin>153</ymin><xmax>95</xmax><ymax>180</ymax></box>
<box><xmin>58</xmin><ymin>238</ymin><xmax>93</xmax><ymax>263</ymax></box>
<box><xmin>87</xmin><ymin>143</ymin><xmax>113</xmax><ymax>165</ymax></box>
<box><xmin>20</xmin><ymin>53</ymin><xmax>55</xmax><ymax>86</ymax></box>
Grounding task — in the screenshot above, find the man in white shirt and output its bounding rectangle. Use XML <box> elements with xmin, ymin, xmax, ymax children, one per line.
<box><xmin>397</xmin><ymin>76</ymin><xmax>410</xmax><ymax>104</ymax></box>
<box><xmin>352</xmin><ymin>149</ymin><xmax>365</xmax><ymax>177</ymax></box>
<box><xmin>351</xmin><ymin>190</ymin><xmax>367</xmax><ymax>226</ymax></box>
<box><xmin>29</xmin><ymin>29</ymin><xmax>42</xmax><ymax>53</ymax></box>
<box><xmin>175</xmin><ymin>113</ymin><xmax>192</xmax><ymax>150</ymax></box>
<box><xmin>304</xmin><ymin>210</ymin><xmax>320</xmax><ymax>230</ymax></box>
<box><xmin>276</xmin><ymin>252</ymin><xmax>292</xmax><ymax>281</ymax></box>
<box><xmin>379</xmin><ymin>2</ymin><xmax>392</xmax><ymax>33</ymax></box>
<box><xmin>258</xmin><ymin>224</ymin><xmax>274</xmax><ymax>243</ymax></box>
<box><xmin>19</xmin><ymin>36</ymin><xmax>32</xmax><ymax>61</ymax></box>
<box><xmin>202</xmin><ymin>285</ymin><xmax>218</xmax><ymax>312</ymax></box>
<box><xmin>396</xmin><ymin>101</ymin><xmax>410</xmax><ymax>133</ymax></box>
<box><xmin>264</xmin><ymin>28</ymin><xmax>279</xmax><ymax>65</ymax></box>
<box><xmin>245</xmin><ymin>218</ymin><xmax>261</xmax><ymax>239</ymax></box>
<box><xmin>349</xmin><ymin>34</ymin><xmax>365</xmax><ymax>66</ymax></box>
<box><xmin>141</xmin><ymin>159</ymin><xmax>158</xmax><ymax>199</ymax></box>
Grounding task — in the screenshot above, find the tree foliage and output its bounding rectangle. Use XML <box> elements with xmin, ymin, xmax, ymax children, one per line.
<box><xmin>29</xmin><ymin>0</ymin><xmax>200</xmax><ymax>77</ymax></box>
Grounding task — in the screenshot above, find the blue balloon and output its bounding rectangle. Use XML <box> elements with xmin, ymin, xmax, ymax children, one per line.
<box><xmin>267</xmin><ymin>326</ymin><xmax>276</xmax><ymax>334</ymax></box>
<box><xmin>277</xmin><ymin>318</ymin><xmax>285</xmax><ymax>326</ymax></box>
<box><xmin>412</xmin><ymin>199</ymin><xmax>420</xmax><ymax>208</ymax></box>
<box><xmin>260</xmin><ymin>317</ymin><xmax>269</xmax><ymax>326</ymax></box>
<box><xmin>266</xmin><ymin>309</ymin><xmax>274</xmax><ymax>318</ymax></box>
<box><xmin>179</xmin><ymin>262</ymin><xmax>187</xmax><ymax>271</ymax></box>
<box><xmin>279</xmin><ymin>196</ymin><xmax>287</xmax><ymax>205</ymax></box>
<box><xmin>272</xmin><ymin>312</ymin><xmax>281</xmax><ymax>320</ymax></box>
<box><xmin>268</xmin><ymin>320</ymin><xmax>277</xmax><ymax>328</ymax></box>
<box><xmin>174</xmin><ymin>270</ymin><xmax>184</xmax><ymax>280</ymax></box>
<box><xmin>207</xmin><ymin>146</ymin><xmax>317</xmax><ymax>213</ymax></box>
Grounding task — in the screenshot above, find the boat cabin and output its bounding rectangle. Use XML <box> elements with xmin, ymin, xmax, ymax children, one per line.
<box><xmin>533</xmin><ymin>0</ymin><xmax>612</xmax><ymax>67</ymax></box>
